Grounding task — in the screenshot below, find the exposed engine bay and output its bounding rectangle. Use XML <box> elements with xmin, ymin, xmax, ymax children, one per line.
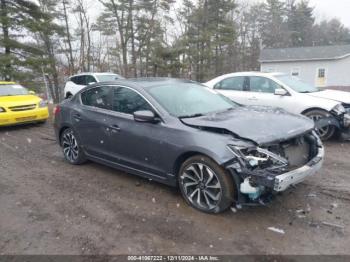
<box><xmin>226</xmin><ymin>131</ymin><xmax>323</xmax><ymax>205</ymax></box>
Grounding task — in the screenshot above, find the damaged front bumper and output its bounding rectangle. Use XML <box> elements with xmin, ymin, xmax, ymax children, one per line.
<box><xmin>226</xmin><ymin>133</ymin><xmax>325</xmax><ymax>205</ymax></box>
<box><xmin>273</xmin><ymin>146</ymin><xmax>324</xmax><ymax>192</ymax></box>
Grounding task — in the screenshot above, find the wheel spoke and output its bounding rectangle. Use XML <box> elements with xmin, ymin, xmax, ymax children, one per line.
<box><xmin>205</xmin><ymin>167</ymin><xmax>214</xmax><ymax>186</ymax></box>
<box><xmin>182</xmin><ymin>173</ymin><xmax>198</xmax><ymax>182</ymax></box>
<box><xmin>196</xmin><ymin>189</ymin><xmax>204</xmax><ymax>207</ymax></box>
<box><xmin>63</xmin><ymin>147</ymin><xmax>70</xmax><ymax>155</ymax></box>
<box><xmin>206</xmin><ymin>181</ymin><xmax>220</xmax><ymax>189</ymax></box>
<box><xmin>71</xmin><ymin>149</ymin><xmax>78</xmax><ymax>159</ymax></box>
<box><xmin>189</xmin><ymin>188</ymin><xmax>200</xmax><ymax>201</ymax></box>
<box><xmin>184</xmin><ymin>181</ymin><xmax>198</xmax><ymax>189</ymax></box>
<box><xmin>197</xmin><ymin>164</ymin><xmax>204</xmax><ymax>181</ymax></box>
<box><xmin>187</xmin><ymin>165</ymin><xmax>201</xmax><ymax>181</ymax></box>
<box><xmin>203</xmin><ymin>189</ymin><xmax>220</xmax><ymax>201</ymax></box>
<box><xmin>203</xmin><ymin>191</ymin><xmax>215</xmax><ymax>209</ymax></box>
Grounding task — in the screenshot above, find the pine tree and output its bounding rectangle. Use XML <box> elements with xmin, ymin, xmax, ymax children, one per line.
<box><xmin>259</xmin><ymin>0</ymin><xmax>288</xmax><ymax>48</ymax></box>
<box><xmin>179</xmin><ymin>0</ymin><xmax>236</xmax><ymax>81</ymax></box>
<box><xmin>0</xmin><ymin>0</ymin><xmax>49</xmax><ymax>81</ymax></box>
<box><xmin>36</xmin><ymin>0</ymin><xmax>65</xmax><ymax>103</ymax></box>
<box><xmin>287</xmin><ymin>0</ymin><xmax>315</xmax><ymax>47</ymax></box>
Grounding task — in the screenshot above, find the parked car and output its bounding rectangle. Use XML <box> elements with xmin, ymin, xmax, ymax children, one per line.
<box><xmin>54</xmin><ymin>78</ymin><xmax>324</xmax><ymax>213</ymax></box>
<box><xmin>64</xmin><ymin>72</ymin><xmax>124</xmax><ymax>99</ymax></box>
<box><xmin>205</xmin><ymin>72</ymin><xmax>350</xmax><ymax>141</ymax></box>
<box><xmin>0</xmin><ymin>81</ymin><xmax>49</xmax><ymax>126</ymax></box>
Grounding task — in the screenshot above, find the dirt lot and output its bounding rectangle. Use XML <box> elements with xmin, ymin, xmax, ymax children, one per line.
<box><xmin>0</xmin><ymin>118</ymin><xmax>349</xmax><ymax>255</ymax></box>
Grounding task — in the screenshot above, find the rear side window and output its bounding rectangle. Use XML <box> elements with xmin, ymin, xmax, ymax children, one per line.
<box><xmin>249</xmin><ymin>76</ymin><xmax>280</xmax><ymax>93</ymax></box>
<box><xmin>214</xmin><ymin>77</ymin><xmax>246</xmax><ymax>91</ymax></box>
<box><xmin>70</xmin><ymin>76</ymin><xmax>79</xmax><ymax>84</ymax></box>
<box><xmin>81</xmin><ymin>86</ymin><xmax>112</xmax><ymax>110</ymax></box>
<box><xmin>86</xmin><ymin>75</ymin><xmax>97</xmax><ymax>84</ymax></box>
<box><xmin>69</xmin><ymin>75</ymin><xmax>98</xmax><ymax>85</ymax></box>
<box><xmin>112</xmin><ymin>87</ymin><xmax>152</xmax><ymax>115</ymax></box>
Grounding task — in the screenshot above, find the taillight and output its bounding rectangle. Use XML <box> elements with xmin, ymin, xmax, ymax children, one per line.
<box><xmin>53</xmin><ymin>105</ymin><xmax>61</xmax><ymax>116</ymax></box>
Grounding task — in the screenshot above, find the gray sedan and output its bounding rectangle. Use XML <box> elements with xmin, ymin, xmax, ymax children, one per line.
<box><xmin>54</xmin><ymin>78</ymin><xmax>324</xmax><ymax>213</ymax></box>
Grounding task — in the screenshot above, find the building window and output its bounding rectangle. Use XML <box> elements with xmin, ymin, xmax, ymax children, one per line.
<box><xmin>318</xmin><ymin>68</ymin><xmax>326</xmax><ymax>78</ymax></box>
<box><xmin>291</xmin><ymin>68</ymin><xmax>300</xmax><ymax>77</ymax></box>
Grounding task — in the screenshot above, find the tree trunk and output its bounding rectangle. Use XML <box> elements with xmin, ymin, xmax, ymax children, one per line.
<box><xmin>62</xmin><ymin>0</ymin><xmax>74</xmax><ymax>74</ymax></box>
<box><xmin>129</xmin><ymin>0</ymin><xmax>137</xmax><ymax>77</ymax></box>
<box><xmin>1</xmin><ymin>0</ymin><xmax>11</xmax><ymax>81</ymax></box>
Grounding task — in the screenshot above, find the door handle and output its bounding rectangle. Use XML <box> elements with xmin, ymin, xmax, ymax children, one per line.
<box><xmin>109</xmin><ymin>124</ymin><xmax>121</xmax><ymax>133</ymax></box>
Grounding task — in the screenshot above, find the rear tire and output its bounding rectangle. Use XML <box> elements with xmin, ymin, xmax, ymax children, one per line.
<box><xmin>304</xmin><ymin>109</ymin><xmax>336</xmax><ymax>141</ymax></box>
<box><xmin>178</xmin><ymin>155</ymin><xmax>235</xmax><ymax>214</ymax></box>
<box><xmin>60</xmin><ymin>128</ymin><xmax>87</xmax><ymax>165</ymax></box>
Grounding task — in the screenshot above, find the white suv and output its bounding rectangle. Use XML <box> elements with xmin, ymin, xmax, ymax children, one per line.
<box><xmin>64</xmin><ymin>72</ymin><xmax>124</xmax><ymax>99</ymax></box>
<box><xmin>205</xmin><ymin>72</ymin><xmax>350</xmax><ymax>140</ymax></box>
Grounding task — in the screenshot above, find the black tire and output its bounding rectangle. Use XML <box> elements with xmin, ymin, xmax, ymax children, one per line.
<box><xmin>304</xmin><ymin>109</ymin><xmax>336</xmax><ymax>141</ymax></box>
<box><xmin>37</xmin><ymin>120</ymin><xmax>47</xmax><ymax>125</ymax></box>
<box><xmin>60</xmin><ymin>128</ymin><xmax>87</xmax><ymax>165</ymax></box>
<box><xmin>178</xmin><ymin>155</ymin><xmax>235</xmax><ymax>214</ymax></box>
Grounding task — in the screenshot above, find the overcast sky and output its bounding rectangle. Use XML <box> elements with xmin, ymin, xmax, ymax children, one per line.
<box><xmin>309</xmin><ymin>0</ymin><xmax>350</xmax><ymax>27</ymax></box>
<box><xmin>87</xmin><ymin>0</ymin><xmax>350</xmax><ymax>29</ymax></box>
<box><xmin>241</xmin><ymin>0</ymin><xmax>350</xmax><ymax>27</ymax></box>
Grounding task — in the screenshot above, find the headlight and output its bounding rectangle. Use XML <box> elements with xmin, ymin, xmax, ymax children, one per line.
<box><xmin>332</xmin><ymin>104</ymin><xmax>346</xmax><ymax>115</ymax></box>
<box><xmin>0</xmin><ymin>107</ymin><xmax>6</xmax><ymax>113</ymax></box>
<box><xmin>228</xmin><ymin>145</ymin><xmax>288</xmax><ymax>170</ymax></box>
<box><xmin>38</xmin><ymin>100</ymin><xmax>47</xmax><ymax>108</ymax></box>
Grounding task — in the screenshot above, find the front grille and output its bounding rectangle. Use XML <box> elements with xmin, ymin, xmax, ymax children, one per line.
<box><xmin>343</xmin><ymin>104</ymin><xmax>350</xmax><ymax>114</ymax></box>
<box><xmin>282</xmin><ymin>138</ymin><xmax>310</xmax><ymax>169</ymax></box>
<box><xmin>9</xmin><ymin>104</ymin><xmax>36</xmax><ymax>112</ymax></box>
<box><xmin>267</xmin><ymin>133</ymin><xmax>318</xmax><ymax>171</ymax></box>
<box><xmin>15</xmin><ymin>116</ymin><xmax>37</xmax><ymax>122</ymax></box>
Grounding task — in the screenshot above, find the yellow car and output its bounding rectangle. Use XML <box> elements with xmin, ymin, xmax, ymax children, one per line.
<box><xmin>0</xmin><ymin>81</ymin><xmax>49</xmax><ymax>126</ymax></box>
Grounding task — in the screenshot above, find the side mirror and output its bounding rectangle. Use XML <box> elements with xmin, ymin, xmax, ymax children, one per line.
<box><xmin>274</xmin><ymin>88</ymin><xmax>288</xmax><ymax>96</ymax></box>
<box><xmin>133</xmin><ymin>110</ymin><xmax>159</xmax><ymax>123</ymax></box>
<box><xmin>29</xmin><ymin>90</ymin><xmax>36</xmax><ymax>95</ymax></box>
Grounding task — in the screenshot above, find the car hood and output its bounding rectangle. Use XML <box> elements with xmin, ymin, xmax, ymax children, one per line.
<box><xmin>0</xmin><ymin>95</ymin><xmax>41</xmax><ymax>107</ymax></box>
<box><xmin>181</xmin><ymin>106</ymin><xmax>315</xmax><ymax>145</ymax></box>
<box><xmin>306</xmin><ymin>90</ymin><xmax>350</xmax><ymax>104</ymax></box>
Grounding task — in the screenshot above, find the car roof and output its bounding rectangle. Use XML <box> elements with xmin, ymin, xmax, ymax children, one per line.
<box><xmin>71</xmin><ymin>72</ymin><xmax>121</xmax><ymax>77</ymax></box>
<box><xmin>125</xmin><ymin>77</ymin><xmax>198</xmax><ymax>88</ymax></box>
<box><xmin>217</xmin><ymin>71</ymin><xmax>286</xmax><ymax>78</ymax></box>
<box><xmin>0</xmin><ymin>81</ymin><xmax>16</xmax><ymax>85</ymax></box>
<box><xmin>81</xmin><ymin>78</ymin><xmax>200</xmax><ymax>94</ymax></box>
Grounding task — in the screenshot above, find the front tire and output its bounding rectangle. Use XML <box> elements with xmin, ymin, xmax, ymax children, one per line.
<box><xmin>304</xmin><ymin>109</ymin><xmax>336</xmax><ymax>141</ymax></box>
<box><xmin>178</xmin><ymin>155</ymin><xmax>235</xmax><ymax>214</ymax></box>
<box><xmin>61</xmin><ymin>128</ymin><xmax>87</xmax><ymax>165</ymax></box>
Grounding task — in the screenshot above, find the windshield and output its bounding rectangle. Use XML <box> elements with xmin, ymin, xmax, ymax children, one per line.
<box><xmin>96</xmin><ymin>74</ymin><xmax>124</xmax><ymax>82</ymax></box>
<box><xmin>0</xmin><ymin>84</ymin><xmax>29</xmax><ymax>96</ymax></box>
<box><xmin>148</xmin><ymin>82</ymin><xmax>238</xmax><ymax>118</ymax></box>
<box><xmin>276</xmin><ymin>75</ymin><xmax>319</xmax><ymax>93</ymax></box>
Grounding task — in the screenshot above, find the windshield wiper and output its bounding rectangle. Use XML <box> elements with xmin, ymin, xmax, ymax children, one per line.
<box><xmin>179</xmin><ymin>113</ymin><xmax>205</xmax><ymax>119</ymax></box>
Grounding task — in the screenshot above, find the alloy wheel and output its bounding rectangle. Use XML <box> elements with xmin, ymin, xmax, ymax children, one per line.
<box><xmin>62</xmin><ymin>131</ymin><xmax>79</xmax><ymax>162</ymax></box>
<box><xmin>309</xmin><ymin>114</ymin><xmax>332</xmax><ymax>138</ymax></box>
<box><xmin>180</xmin><ymin>163</ymin><xmax>222</xmax><ymax>211</ymax></box>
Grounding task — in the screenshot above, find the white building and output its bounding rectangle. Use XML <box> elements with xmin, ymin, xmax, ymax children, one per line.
<box><xmin>260</xmin><ymin>45</ymin><xmax>350</xmax><ymax>88</ymax></box>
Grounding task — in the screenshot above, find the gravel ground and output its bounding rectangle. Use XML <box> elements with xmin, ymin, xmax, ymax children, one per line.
<box><xmin>0</xmin><ymin>118</ymin><xmax>349</xmax><ymax>255</ymax></box>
